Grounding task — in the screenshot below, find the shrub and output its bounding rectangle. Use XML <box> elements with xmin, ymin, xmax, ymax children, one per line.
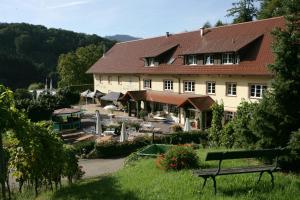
<box><xmin>126</xmin><ymin>121</ymin><xmax>141</xmax><ymax>131</ymax></box>
<box><xmin>157</xmin><ymin>146</ymin><xmax>199</xmax><ymax>170</ymax></box>
<box><xmin>95</xmin><ymin>137</ymin><xmax>150</xmax><ymax>158</ymax></box>
<box><xmin>170</xmin><ymin>124</ymin><xmax>183</xmax><ymax>132</ymax></box>
<box><xmin>73</xmin><ymin>141</ymin><xmax>95</xmax><ymax>156</ymax></box>
<box><xmin>221</xmin><ymin>121</ymin><xmax>235</xmax><ymax>148</ymax></box>
<box><xmin>138</xmin><ymin>109</ymin><xmax>148</xmax><ymax>120</ymax></box>
<box><xmin>209</xmin><ymin>102</ymin><xmax>224</xmax><ymax>146</ymax></box>
<box><xmin>157</xmin><ymin>131</ymin><xmax>208</xmax><ymax>146</ymax></box>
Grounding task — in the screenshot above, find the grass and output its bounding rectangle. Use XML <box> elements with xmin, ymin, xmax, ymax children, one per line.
<box><xmin>12</xmin><ymin>148</ymin><xmax>300</xmax><ymax>200</ymax></box>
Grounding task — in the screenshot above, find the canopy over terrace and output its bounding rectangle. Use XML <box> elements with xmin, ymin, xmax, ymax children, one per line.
<box><xmin>121</xmin><ymin>90</ymin><xmax>214</xmax><ymax>130</ymax></box>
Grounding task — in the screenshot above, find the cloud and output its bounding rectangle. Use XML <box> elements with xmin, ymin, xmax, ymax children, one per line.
<box><xmin>47</xmin><ymin>0</ymin><xmax>91</xmax><ymax>9</ymax></box>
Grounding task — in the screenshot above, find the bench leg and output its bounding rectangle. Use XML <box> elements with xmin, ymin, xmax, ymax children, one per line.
<box><xmin>212</xmin><ymin>176</ymin><xmax>217</xmax><ymax>195</ymax></box>
<box><xmin>202</xmin><ymin>177</ymin><xmax>208</xmax><ymax>189</ymax></box>
<box><xmin>257</xmin><ymin>171</ymin><xmax>264</xmax><ymax>184</ymax></box>
<box><xmin>267</xmin><ymin>171</ymin><xmax>274</xmax><ymax>188</ymax></box>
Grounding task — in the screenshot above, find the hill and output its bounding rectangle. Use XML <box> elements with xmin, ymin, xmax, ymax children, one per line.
<box><xmin>0</xmin><ymin>22</ymin><xmax>115</xmax><ymax>89</ymax></box>
<box><xmin>105</xmin><ymin>34</ymin><xmax>141</xmax><ymax>42</ymax></box>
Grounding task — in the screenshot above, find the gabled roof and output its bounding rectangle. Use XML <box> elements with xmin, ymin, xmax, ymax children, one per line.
<box><xmin>87</xmin><ymin>17</ymin><xmax>285</xmax><ymax>76</ymax></box>
<box><xmin>100</xmin><ymin>92</ymin><xmax>123</xmax><ymax>101</ymax></box>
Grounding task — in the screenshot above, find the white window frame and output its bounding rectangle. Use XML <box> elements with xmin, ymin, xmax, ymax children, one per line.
<box><xmin>148</xmin><ymin>58</ymin><xmax>155</xmax><ymax>66</ymax></box>
<box><xmin>225</xmin><ymin>111</ymin><xmax>236</xmax><ymax>122</ymax></box>
<box><xmin>250</xmin><ymin>84</ymin><xmax>267</xmax><ymax>98</ymax></box>
<box><xmin>206</xmin><ymin>81</ymin><xmax>216</xmax><ymax>95</ymax></box>
<box><xmin>143</xmin><ymin>79</ymin><xmax>152</xmax><ymax>89</ymax></box>
<box><xmin>118</xmin><ymin>76</ymin><xmax>122</xmax><ymax>85</ymax></box>
<box><xmin>164</xmin><ymin>80</ymin><xmax>173</xmax><ymax>90</ymax></box>
<box><xmin>204</xmin><ymin>54</ymin><xmax>214</xmax><ymax>65</ymax></box>
<box><xmin>183</xmin><ymin>81</ymin><xmax>195</xmax><ymax>92</ymax></box>
<box><xmin>222</xmin><ymin>53</ymin><xmax>234</xmax><ymax>64</ymax></box>
<box><xmin>187</xmin><ymin>55</ymin><xmax>197</xmax><ymax>65</ymax></box>
<box><xmin>226</xmin><ymin>82</ymin><xmax>237</xmax><ymax>96</ymax></box>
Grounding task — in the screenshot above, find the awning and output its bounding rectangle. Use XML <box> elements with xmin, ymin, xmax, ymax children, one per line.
<box><xmin>101</xmin><ymin>92</ymin><xmax>124</xmax><ymax>101</ymax></box>
<box><xmin>86</xmin><ymin>90</ymin><xmax>105</xmax><ymax>98</ymax></box>
<box><xmin>121</xmin><ymin>90</ymin><xmax>214</xmax><ymax>111</ymax></box>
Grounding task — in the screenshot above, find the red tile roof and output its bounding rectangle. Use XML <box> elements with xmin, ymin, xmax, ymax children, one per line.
<box><xmin>87</xmin><ymin>17</ymin><xmax>285</xmax><ymax>76</ymax></box>
<box><xmin>121</xmin><ymin>90</ymin><xmax>214</xmax><ymax>111</ymax></box>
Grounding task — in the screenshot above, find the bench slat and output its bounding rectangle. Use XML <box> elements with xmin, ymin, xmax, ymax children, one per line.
<box><xmin>194</xmin><ymin>165</ymin><xmax>277</xmax><ymax>176</ymax></box>
<box><xmin>205</xmin><ymin>148</ymin><xmax>284</xmax><ymax>161</ymax></box>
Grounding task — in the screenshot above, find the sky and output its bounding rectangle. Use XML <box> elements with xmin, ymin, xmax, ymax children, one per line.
<box><xmin>0</xmin><ymin>0</ymin><xmax>238</xmax><ymax>38</ymax></box>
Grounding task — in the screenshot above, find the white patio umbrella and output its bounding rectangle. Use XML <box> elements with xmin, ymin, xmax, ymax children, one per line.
<box><xmin>95</xmin><ymin>110</ymin><xmax>102</xmax><ymax>135</ymax></box>
<box><xmin>120</xmin><ymin>122</ymin><xmax>127</xmax><ymax>142</ymax></box>
<box><xmin>183</xmin><ymin>118</ymin><xmax>191</xmax><ymax>132</ymax></box>
<box><xmin>104</xmin><ymin>104</ymin><xmax>117</xmax><ymax>111</ymax></box>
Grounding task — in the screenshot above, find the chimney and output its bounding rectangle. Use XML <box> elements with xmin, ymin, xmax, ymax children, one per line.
<box><xmin>166</xmin><ymin>32</ymin><xmax>170</xmax><ymax>37</ymax></box>
<box><xmin>200</xmin><ymin>27</ymin><xmax>205</xmax><ymax>37</ymax></box>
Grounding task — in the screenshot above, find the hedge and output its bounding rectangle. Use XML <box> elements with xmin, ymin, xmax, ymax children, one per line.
<box><xmin>93</xmin><ymin>131</ymin><xmax>208</xmax><ymax>158</ymax></box>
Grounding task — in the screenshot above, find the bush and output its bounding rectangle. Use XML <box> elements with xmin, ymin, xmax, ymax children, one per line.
<box><xmin>157</xmin><ymin>146</ymin><xmax>199</xmax><ymax>170</ymax></box>
<box><xmin>170</xmin><ymin>124</ymin><xmax>183</xmax><ymax>132</ymax></box>
<box><xmin>209</xmin><ymin>102</ymin><xmax>224</xmax><ymax>146</ymax></box>
<box><xmin>95</xmin><ymin>137</ymin><xmax>150</xmax><ymax>158</ymax></box>
<box><xmin>221</xmin><ymin>121</ymin><xmax>235</xmax><ymax>148</ymax></box>
<box><xmin>138</xmin><ymin>109</ymin><xmax>148</xmax><ymax>120</ymax></box>
<box><xmin>156</xmin><ymin>131</ymin><xmax>208</xmax><ymax>146</ymax></box>
<box><xmin>73</xmin><ymin>141</ymin><xmax>95</xmax><ymax>156</ymax></box>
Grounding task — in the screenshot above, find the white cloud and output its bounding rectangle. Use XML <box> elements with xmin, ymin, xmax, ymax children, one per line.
<box><xmin>47</xmin><ymin>0</ymin><xmax>92</xmax><ymax>9</ymax></box>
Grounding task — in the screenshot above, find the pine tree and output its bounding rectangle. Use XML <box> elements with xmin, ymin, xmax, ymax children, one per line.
<box><xmin>227</xmin><ymin>0</ymin><xmax>258</xmax><ymax>23</ymax></box>
<box><xmin>250</xmin><ymin>0</ymin><xmax>300</xmax><ymax>148</ymax></box>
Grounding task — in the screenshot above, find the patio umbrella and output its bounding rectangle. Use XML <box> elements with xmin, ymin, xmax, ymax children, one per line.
<box><xmin>81</xmin><ymin>89</ymin><xmax>91</xmax><ymax>105</ymax></box>
<box><xmin>95</xmin><ymin>110</ymin><xmax>102</xmax><ymax>135</ymax></box>
<box><xmin>120</xmin><ymin>122</ymin><xmax>127</xmax><ymax>142</ymax></box>
<box><xmin>183</xmin><ymin>118</ymin><xmax>191</xmax><ymax>132</ymax></box>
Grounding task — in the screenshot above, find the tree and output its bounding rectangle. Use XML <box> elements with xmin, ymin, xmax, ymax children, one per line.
<box><xmin>209</xmin><ymin>102</ymin><xmax>224</xmax><ymax>146</ymax></box>
<box><xmin>250</xmin><ymin>0</ymin><xmax>300</xmax><ymax>148</ymax></box>
<box><xmin>215</xmin><ymin>20</ymin><xmax>225</xmax><ymax>27</ymax></box>
<box><xmin>57</xmin><ymin>44</ymin><xmax>102</xmax><ymax>91</ymax></box>
<box><xmin>202</xmin><ymin>21</ymin><xmax>212</xmax><ymax>28</ymax></box>
<box><xmin>227</xmin><ymin>0</ymin><xmax>258</xmax><ymax>23</ymax></box>
<box><xmin>257</xmin><ymin>0</ymin><xmax>287</xmax><ymax>19</ymax></box>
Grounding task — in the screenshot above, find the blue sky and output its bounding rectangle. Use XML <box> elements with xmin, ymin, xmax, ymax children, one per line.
<box><xmin>1</xmin><ymin>0</ymin><xmax>239</xmax><ymax>38</ymax></box>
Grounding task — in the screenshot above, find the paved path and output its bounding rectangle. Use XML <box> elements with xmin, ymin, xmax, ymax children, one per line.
<box><xmin>79</xmin><ymin>158</ymin><xmax>125</xmax><ymax>178</ymax></box>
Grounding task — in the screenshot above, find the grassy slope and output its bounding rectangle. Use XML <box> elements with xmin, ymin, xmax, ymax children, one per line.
<box><xmin>14</xmin><ymin>148</ymin><xmax>300</xmax><ymax>200</ymax></box>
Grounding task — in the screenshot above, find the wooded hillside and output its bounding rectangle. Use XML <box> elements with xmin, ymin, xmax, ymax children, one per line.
<box><xmin>0</xmin><ymin>22</ymin><xmax>115</xmax><ymax>89</ymax></box>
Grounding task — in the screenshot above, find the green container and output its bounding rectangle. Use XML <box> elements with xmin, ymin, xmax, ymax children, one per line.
<box><xmin>137</xmin><ymin>144</ymin><xmax>174</xmax><ymax>157</ymax></box>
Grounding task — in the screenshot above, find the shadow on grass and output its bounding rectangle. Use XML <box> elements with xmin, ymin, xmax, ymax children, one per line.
<box><xmin>52</xmin><ymin>176</ymin><xmax>138</xmax><ymax>200</ymax></box>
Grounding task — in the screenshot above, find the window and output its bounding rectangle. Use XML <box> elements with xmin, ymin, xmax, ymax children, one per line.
<box><xmin>107</xmin><ymin>76</ymin><xmax>111</xmax><ymax>84</ymax></box>
<box><xmin>222</xmin><ymin>53</ymin><xmax>234</xmax><ymax>64</ymax></box>
<box><xmin>206</xmin><ymin>81</ymin><xmax>216</xmax><ymax>94</ymax></box>
<box><xmin>250</xmin><ymin>84</ymin><xmax>267</xmax><ymax>98</ymax></box>
<box><xmin>224</xmin><ymin>111</ymin><xmax>235</xmax><ymax>122</ymax></box>
<box><xmin>98</xmin><ymin>75</ymin><xmax>102</xmax><ymax>83</ymax></box>
<box><xmin>184</xmin><ymin>81</ymin><xmax>195</xmax><ymax>92</ymax></box>
<box><xmin>235</xmin><ymin>55</ymin><xmax>240</xmax><ymax>64</ymax></box>
<box><xmin>186</xmin><ymin>55</ymin><xmax>197</xmax><ymax>65</ymax></box>
<box><xmin>118</xmin><ymin>76</ymin><xmax>122</xmax><ymax>85</ymax></box>
<box><xmin>226</xmin><ymin>82</ymin><xmax>237</xmax><ymax>96</ymax></box>
<box><xmin>148</xmin><ymin>58</ymin><xmax>155</xmax><ymax>66</ymax></box>
<box><xmin>164</xmin><ymin>80</ymin><xmax>173</xmax><ymax>90</ymax></box>
<box><xmin>204</xmin><ymin>54</ymin><xmax>214</xmax><ymax>65</ymax></box>
<box><xmin>143</xmin><ymin>79</ymin><xmax>152</xmax><ymax>89</ymax></box>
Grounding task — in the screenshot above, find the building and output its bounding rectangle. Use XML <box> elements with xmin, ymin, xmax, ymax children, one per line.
<box><xmin>87</xmin><ymin>17</ymin><xmax>284</xmax><ymax>129</ymax></box>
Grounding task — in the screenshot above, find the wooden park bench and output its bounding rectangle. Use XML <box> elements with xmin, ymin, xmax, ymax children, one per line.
<box><xmin>193</xmin><ymin>148</ymin><xmax>286</xmax><ymax>194</ymax></box>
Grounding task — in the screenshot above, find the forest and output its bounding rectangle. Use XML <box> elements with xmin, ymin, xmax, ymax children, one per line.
<box><xmin>0</xmin><ymin>23</ymin><xmax>115</xmax><ymax>89</ymax></box>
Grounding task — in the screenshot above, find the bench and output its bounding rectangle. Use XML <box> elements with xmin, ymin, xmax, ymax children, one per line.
<box><xmin>193</xmin><ymin>148</ymin><xmax>286</xmax><ymax>194</ymax></box>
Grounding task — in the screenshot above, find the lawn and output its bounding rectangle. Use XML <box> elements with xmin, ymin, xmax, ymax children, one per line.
<box><xmin>13</xmin><ymin>148</ymin><xmax>300</xmax><ymax>200</ymax></box>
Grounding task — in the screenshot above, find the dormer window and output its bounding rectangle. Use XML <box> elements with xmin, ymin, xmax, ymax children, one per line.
<box><xmin>222</xmin><ymin>53</ymin><xmax>234</xmax><ymax>64</ymax></box>
<box><xmin>222</xmin><ymin>53</ymin><xmax>240</xmax><ymax>64</ymax></box>
<box><xmin>149</xmin><ymin>58</ymin><xmax>155</xmax><ymax>66</ymax></box>
<box><xmin>204</xmin><ymin>54</ymin><xmax>214</xmax><ymax>65</ymax></box>
<box><xmin>145</xmin><ymin>57</ymin><xmax>158</xmax><ymax>67</ymax></box>
<box><xmin>186</xmin><ymin>55</ymin><xmax>197</xmax><ymax>65</ymax></box>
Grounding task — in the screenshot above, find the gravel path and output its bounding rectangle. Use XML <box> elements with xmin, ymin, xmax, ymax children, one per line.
<box><xmin>79</xmin><ymin>158</ymin><xmax>125</xmax><ymax>178</ymax></box>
